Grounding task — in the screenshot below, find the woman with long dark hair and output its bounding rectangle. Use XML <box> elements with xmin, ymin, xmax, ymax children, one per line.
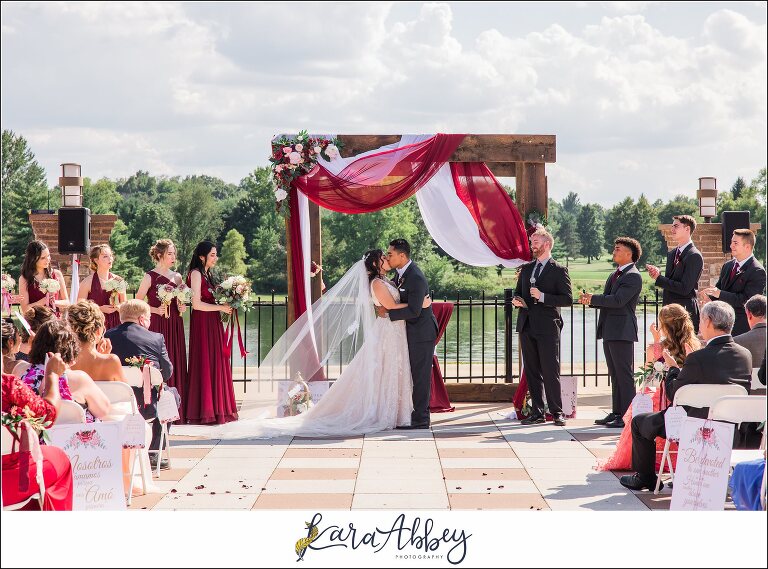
<box><xmin>19</xmin><ymin>241</ymin><xmax>68</xmax><ymax>316</ymax></box>
<box><xmin>184</xmin><ymin>241</ymin><xmax>238</xmax><ymax>425</ymax></box>
<box><xmin>135</xmin><ymin>239</ymin><xmax>188</xmax><ymax>421</ymax></box>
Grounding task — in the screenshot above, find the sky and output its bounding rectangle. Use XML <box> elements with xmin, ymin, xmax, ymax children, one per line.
<box><xmin>1</xmin><ymin>1</ymin><xmax>766</xmax><ymax>206</ymax></box>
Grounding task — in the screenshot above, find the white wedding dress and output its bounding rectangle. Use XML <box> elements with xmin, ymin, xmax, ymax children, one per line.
<box><xmin>174</xmin><ymin>275</ymin><xmax>413</xmax><ymax>439</ymax></box>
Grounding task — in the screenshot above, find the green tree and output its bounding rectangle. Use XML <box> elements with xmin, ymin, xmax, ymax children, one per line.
<box><xmin>731</xmin><ymin>176</ymin><xmax>747</xmax><ymax>200</ymax></box>
<box><xmin>577</xmin><ymin>204</ymin><xmax>604</xmax><ymax>263</ymax></box>
<box><xmin>625</xmin><ymin>194</ymin><xmax>658</xmax><ymax>265</ymax></box>
<box><xmin>248</xmin><ymin>226</ymin><xmax>287</xmax><ymax>292</ymax></box>
<box><xmin>128</xmin><ymin>203</ymin><xmax>178</xmax><ymax>272</ymax></box>
<box><xmin>604</xmin><ymin>197</ymin><xmax>634</xmax><ymax>255</ymax></box>
<box><xmin>83</xmin><ymin>177</ymin><xmax>122</xmax><ymax>214</ymax></box>
<box><xmin>561</xmin><ymin>191</ymin><xmax>581</xmax><ymax>217</ymax></box>
<box><xmin>1</xmin><ymin>130</ymin><xmax>52</xmax><ymax>273</ymax></box>
<box><xmin>219</xmin><ymin>229</ymin><xmax>248</xmax><ymax>276</ymax></box>
<box><xmin>109</xmin><ymin>219</ymin><xmax>144</xmax><ymax>288</ymax></box>
<box><xmin>555</xmin><ymin>212</ymin><xmax>580</xmax><ymax>265</ymax></box>
<box><xmin>170</xmin><ymin>179</ymin><xmax>224</xmax><ymax>267</ymax></box>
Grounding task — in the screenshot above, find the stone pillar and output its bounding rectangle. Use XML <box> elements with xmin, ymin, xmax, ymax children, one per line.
<box><xmin>658</xmin><ymin>222</ymin><xmax>762</xmax><ymax>290</ymax></box>
<box><xmin>28</xmin><ymin>213</ymin><xmax>118</xmax><ymax>287</ymax></box>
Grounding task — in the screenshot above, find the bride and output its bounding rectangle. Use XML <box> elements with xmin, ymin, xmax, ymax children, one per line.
<box><xmin>174</xmin><ymin>249</ymin><xmax>432</xmax><ymax>439</ymax></box>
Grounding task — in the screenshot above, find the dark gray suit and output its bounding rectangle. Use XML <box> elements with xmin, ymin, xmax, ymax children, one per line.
<box><xmin>654</xmin><ymin>243</ymin><xmax>703</xmax><ymax>331</ymax></box>
<box><xmin>514</xmin><ymin>258</ymin><xmax>572</xmax><ymax>417</ymax></box>
<box><xmin>734</xmin><ymin>322</ymin><xmax>767</xmax><ymax>369</ymax></box>
<box><xmin>388</xmin><ymin>262</ymin><xmax>438</xmax><ymax>426</ymax></box>
<box><xmin>105</xmin><ymin>322</ymin><xmax>173</xmax><ymax>450</ymax></box>
<box><xmin>590</xmin><ymin>263</ymin><xmax>642</xmax><ymax>417</ymax></box>
<box><xmin>631</xmin><ymin>335</ymin><xmax>752</xmax><ymax>478</ymax></box>
<box><xmin>713</xmin><ymin>257</ymin><xmax>767</xmax><ymax>336</ymax></box>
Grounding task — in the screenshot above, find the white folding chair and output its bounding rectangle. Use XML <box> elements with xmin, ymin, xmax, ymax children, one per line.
<box><xmin>654</xmin><ymin>383</ymin><xmax>749</xmax><ymax>494</ymax></box>
<box><xmin>54</xmin><ymin>400</ymin><xmax>87</xmax><ymax>424</ymax></box>
<box><xmin>751</xmin><ymin>367</ymin><xmax>765</xmax><ymax>393</ymax></box>
<box><xmin>96</xmin><ymin>381</ymin><xmax>150</xmax><ymax>505</ymax></box>
<box><xmin>120</xmin><ymin>365</ymin><xmax>170</xmax><ymax>476</ymax></box>
<box><xmin>2</xmin><ymin>424</ymin><xmax>46</xmax><ymax>510</ymax></box>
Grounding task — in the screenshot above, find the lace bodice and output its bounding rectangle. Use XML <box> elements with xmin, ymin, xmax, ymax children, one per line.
<box><xmin>371</xmin><ymin>277</ymin><xmax>399</xmax><ymax>306</ymax></box>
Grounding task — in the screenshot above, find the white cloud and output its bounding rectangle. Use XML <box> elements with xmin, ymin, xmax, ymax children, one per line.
<box><xmin>1</xmin><ymin>1</ymin><xmax>765</xmax><ymax>206</ymax></box>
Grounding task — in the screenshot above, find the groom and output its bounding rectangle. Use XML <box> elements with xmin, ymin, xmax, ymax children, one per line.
<box><xmin>376</xmin><ymin>239</ymin><xmax>438</xmax><ymax>429</ymax></box>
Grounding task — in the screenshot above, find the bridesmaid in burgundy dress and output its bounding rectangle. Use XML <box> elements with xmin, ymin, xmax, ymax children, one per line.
<box><xmin>77</xmin><ymin>244</ymin><xmax>124</xmax><ymax>331</ymax></box>
<box><xmin>185</xmin><ymin>240</ymin><xmax>238</xmax><ymax>425</ymax></box>
<box><xmin>135</xmin><ymin>239</ymin><xmax>189</xmax><ymax>421</ymax></box>
<box><xmin>18</xmin><ymin>241</ymin><xmax>68</xmax><ymax>317</ymax></box>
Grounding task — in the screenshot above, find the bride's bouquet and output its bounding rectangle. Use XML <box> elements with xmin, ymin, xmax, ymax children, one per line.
<box><xmin>156</xmin><ymin>283</ymin><xmax>177</xmax><ymax>318</ymax></box>
<box><xmin>103</xmin><ymin>276</ymin><xmax>126</xmax><ymax>306</ymax></box>
<box><xmin>213</xmin><ymin>275</ymin><xmax>253</xmax><ymax>322</ymax></box>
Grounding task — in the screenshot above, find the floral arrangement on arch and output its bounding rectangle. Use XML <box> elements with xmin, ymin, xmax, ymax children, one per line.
<box><xmin>269</xmin><ymin>129</ymin><xmax>341</xmax><ymax>216</ymax></box>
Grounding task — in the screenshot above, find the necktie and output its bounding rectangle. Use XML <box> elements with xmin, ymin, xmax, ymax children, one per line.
<box><xmin>610</xmin><ymin>269</ymin><xmax>622</xmax><ymax>285</ymax></box>
<box><xmin>674</xmin><ymin>248</ymin><xmax>681</xmax><ymax>266</ymax></box>
<box><xmin>533</xmin><ymin>262</ymin><xmax>543</xmax><ymax>281</ymax></box>
<box><xmin>728</xmin><ymin>261</ymin><xmax>740</xmax><ymax>283</ymax></box>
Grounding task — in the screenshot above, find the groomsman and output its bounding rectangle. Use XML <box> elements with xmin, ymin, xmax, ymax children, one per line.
<box><xmin>512</xmin><ymin>228</ymin><xmax>573</xmax><ymax>426</ymax></box>
<box><xmin>701</xmin><ymin>229</ymin><xmax>767</xmax><ymax>337</ymax></box>
<box><xmin>580</xmin><ymin>237</ymin><xmax>643</xmax><ymax>429</ymax></box>
<box><xmin>646</xmin><ymin>215</ymin><xmax>703</xmax><ymax>331</ymax></box>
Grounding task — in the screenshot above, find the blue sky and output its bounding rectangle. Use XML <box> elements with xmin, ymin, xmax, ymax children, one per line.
<box><xmin>1</xmin><ymin>1</ymin><xmax>766</xmax><ymax>205</ymax></box>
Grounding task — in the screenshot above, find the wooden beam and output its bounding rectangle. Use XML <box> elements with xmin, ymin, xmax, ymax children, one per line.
<box><xmin>446</xmin><ymin>382</ymin><xmax>518</xmax><ymax>402</ymax></box>
<box><xmin>515</xmin><ymin>162</ymin><xmax>548</xmax><ymax>219</ymax></box>
<box><xmin>485</xmin><ymin>162</ymin><xmax>516</xmax><ymax>178</ymax></box>
<box><xmin>327</xmin><ymin>134</ymin><xmax>556</xmax><ymax>163</ymax></box>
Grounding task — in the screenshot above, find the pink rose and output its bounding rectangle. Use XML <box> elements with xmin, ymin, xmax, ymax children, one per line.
<box><xmin>313</xmin><ymin>146</ymin><xmax>321</xmax><ymax>154</ymax></box>
<box><xmin>295</xmin><ymin>143</ymin><xmax>303</xmax><ymax>151</ymax></box>
<box><xmin>282</xmin><ymin>147</ymin><xmax>291</xmax><ymax>154</ymax></box>
<box><xmin>275</xmin><ymin>164</ymin><xmax>283</xmax><ymax>172</ymax></box>
<box><xmin>288</xmin><ymin>151</ymin><xmax>301</xmax><ymax>165</ymax></box>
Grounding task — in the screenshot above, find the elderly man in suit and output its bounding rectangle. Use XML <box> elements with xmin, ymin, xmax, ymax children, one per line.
<box><xmin>512</xmin><ymin>228</ymin><xmax>573</xmax><ymax>426</ymax></box>
<box><xmin>580</xmin><ymin>237</ymin><xmax>643</xmax><ymax>429</ymax></box>
<box><xmin>646</xmin><ymin>215</ymin><xmax>703</xmax><ymax>331</ymax></box>
<box><xmin>105</xmin><ymin>299</ymin><xmax>173</xmax><ymax>468</ymax></box>
<box><xmin>620</xmin><ymin>301</ymin><xmax>752</xmax><ymax>491</ymax></box>
<box><xmin>701</xmin><ymin>229</ymin><xmax>767</xmax><ymax>336</ymax></box>
<box><xmin>734</xmin><ymin>294</ymin><xmax>766</xmax><ymax>369</ymax></box>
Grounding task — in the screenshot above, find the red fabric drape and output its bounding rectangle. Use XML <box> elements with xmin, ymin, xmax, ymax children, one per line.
<box><xmin>512</xmin><ymin>368</ymin><xmax>529</xmax><ymax>418</ymax></box>
<box><xmin>450</xmin><ymin>162</ymin><xmax>531</xmax><ymax>262</ymax></box>
<box><xmin>287</xmin><ymin>189</ymin><xmax>307</xmax><ymax>320</ymax></box>
<box><xmin>294</xmin><ymin>134</ymin><xmax>465</xmax><ymax>214</ymax></box>
<box><xmin>430</xmin><ymin>302</ymin><xmax>455</xmax><ymax>413</ymax></box>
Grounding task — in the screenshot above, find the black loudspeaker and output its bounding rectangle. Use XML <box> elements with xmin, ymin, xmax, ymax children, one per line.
<box><xmin>58</xmin><ymin>207</ymin><xmax>91</xmax><ymax>254</ymax></box>
<box><xmin>721</xmin><ymin>211</ymin><xmax>750</xmax><ymax>253</ymax></box>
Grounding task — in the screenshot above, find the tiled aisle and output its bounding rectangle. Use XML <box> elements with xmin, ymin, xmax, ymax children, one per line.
<box><xmin>130</xmin><ymin>392</ymin><xmax>681</xmax><ymax>511</ymax></box>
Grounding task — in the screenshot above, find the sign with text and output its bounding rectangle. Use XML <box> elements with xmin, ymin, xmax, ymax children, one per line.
<box><xmin>157</xmin><ymin>388</ymin><xmax>180</xmax><ymax>424</ymax></box>
<box><xmin>49</xmin><ymin>422</ymin><xmax>126</xmax><ymax>511</ymax></box>
<box><xmin>670</xmin><ymin>417</ymin><xmax>733</xmax><ymax>511</ymax></box>
<box><xmin>663</xmin><ymin>406</ymin><xmax>687</xmax><ymax>442</ymax></box>
<box><xmin>121</xmin><ymin>414</ymin><xmax>146</xmax><ymax>448</ymax></box>
<box><xmin>631</xmin><ymin>393</ymin><xmax>653</xmax><ymax>417</ymax></box>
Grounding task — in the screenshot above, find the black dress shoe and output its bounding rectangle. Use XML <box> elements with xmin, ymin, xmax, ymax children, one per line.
<box><xmin>521</xmin><ymin>414</ymin><xmax>545</xmax><ymax>425</ymax></box>
<box><xmin>553</xmin><ymin>414</ymin><xmax>566</xmax><ymax>427</ymax></box>
<box><xmin>396</xmin><ymin>423</ymin><xmax>431</xmax><ymax>430</ymax></box>
<box><xmin>604</xmin><ymin>418</ymin><xmax>625</xmax><ymax>429</ymax></box>
<box><xmin>619</xmin><ymin>473</ymin><xmax>661</xmax><ymax>492</ymax></box>
<box><xmin>594</xmin><ymin>413</ymin><xmax>618</xmax><ymax>425</ymax></box>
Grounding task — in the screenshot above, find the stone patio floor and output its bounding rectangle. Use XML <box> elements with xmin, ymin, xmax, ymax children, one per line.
<box><xmin>129</xmin><ymin>386</ymin><xmax>727</xmax><ymax>511</ymax></box>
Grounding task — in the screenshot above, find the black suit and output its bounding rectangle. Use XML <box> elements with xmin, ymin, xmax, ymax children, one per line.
<box><xmin>105</xmin><ymin>322</ymin><xmax>174</xmax><ymax>450</ymax></box>
<box><xmin>630</xmin><ymin>335</ymin><xmax>752</xmax><ymax>478</ymax></box>
<box><xmin>514</xmin><ymin>258</ymin><xmax>572</xmax><ymax>417</ymax></box>
<box><xmin>590</xmin><ymin>264</ymin><xmax>642</xmax><ymax>417</ymax></box>
<box><xmin>389</xmin><ymin>262</ymin><xmax>438</xmax><ymax>426</ymax></box>
<box><xmin>654</xmin><ymin>243</ymin><xmax>703</xmax><ymax>331</ymax></box>
<box><xmin>712</xmin><ymin>257</ymin><xmax>767</xmax><ymax>336</ymax></box>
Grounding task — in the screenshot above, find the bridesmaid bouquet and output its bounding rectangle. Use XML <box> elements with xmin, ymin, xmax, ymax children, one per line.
<box><xmin>38</xmin><ymin>278</ymin><xmax>60</xmax><ymax>295</ymax></box>
<box><xmin>213</xmin><ymin>275</ymin><xmax>254</xmax><ymax>322</ymax></box>
<box><xmin>103</xmin><ymin>276</ymin><xmax>126</xmax><ymax>306</ymax></box>
<box><xmin>175</xmin><ymin>283</ymin><xmax>192</xmax><ymax>307</ymax></box>
<box><xmin>156</xmin><ymin>283</ymin><xmax>177</xmax><ymax>318</ymax></box>
<box><xmin>1</xmin><ymin>274</ymin><xmax>14</xmax><ymax>317</ymax></box>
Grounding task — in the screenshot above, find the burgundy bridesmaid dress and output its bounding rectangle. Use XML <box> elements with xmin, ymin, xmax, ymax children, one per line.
<box><xmin>184</xmin><ymin>269</ymin><xmax>238</xmax><ymax>425</ymax></box>
<box><xmin>88</xmin><ymin>272</ymin><xmax>122</xmax><ymax>330</ymax></box>
<box><xmin>145</xmin><ymin>271</ymin><xmax>189</xmax><ymax>422</ymax></box>
<box><xmin>26</xmin><ymin>277</ymin><xmax>60</xmax><ymax>317</ymax></box>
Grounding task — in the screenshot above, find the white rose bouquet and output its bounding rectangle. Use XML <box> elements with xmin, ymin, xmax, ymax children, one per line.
<box><xmin>213</xmin><ymin>275</ymin><xmax>253</xmax><ymax>322</ymax></box>
<box><xmin>38</xmin><ymin>278</ymin><xmax>60</xmax><ymax>295</ymax></box>
<box><xmin>103</xmin><ymin>277</ymin><xmax>126</xmax><ymax>306</ymax></box>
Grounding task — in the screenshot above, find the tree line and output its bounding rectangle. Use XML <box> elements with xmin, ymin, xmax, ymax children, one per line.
<box><xmin>2</xmin><ymin>130</ymin><xmax>765</xmax><ymax>297</ymax></box>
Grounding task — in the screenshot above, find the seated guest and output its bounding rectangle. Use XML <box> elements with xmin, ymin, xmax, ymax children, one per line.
<box><xmin>2</xmin><ymin>320</ymin><xmax>21</xmax><ymax>374</ymax></box>
<box><xmin>105</xmin><ymin>299</ymin><xmax>173</xmax><ymax>469</ymax></box>
<box><xmin>2</xmin><ymin>354</ymin><xmax>74</xmax><ymax>510</ymax></box>
<box><xmin>620</xmin><ymin>301</ymin><xmax>752</xmax><ymax>491</ymax></box>
<box><xmin>598</xmin><ymin>304</ymin><xmax>700</xmax><ymax>471</ymax></box>
<box><xmin>67</xmin><ymin>300</ymin><xmax>125</xmax><ymax>382</ymax></box>
<box><xmin>734</xmin><ymin>294</ymin><xmax>766</xmax><ymax>368</ymax></box>
<box><xmin>21</xmin><ymin>320</ymin><xmax>111</xmax><ymax>422</ymax></box>
<box><xmin>758</xmin><ymin>355</ymin><xmax>766</xmax><ymax>386</ymax></box>
<box><xmin>12</xmin><ymin>305</ymin><xmax>56</xmax><ymax>376</ymax></box>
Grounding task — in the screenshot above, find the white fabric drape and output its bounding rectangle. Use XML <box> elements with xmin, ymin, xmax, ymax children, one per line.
<box><xmin>69</xmin><ymin>254</ymin><xmax>79</xmax><ymax>303</ymax></box>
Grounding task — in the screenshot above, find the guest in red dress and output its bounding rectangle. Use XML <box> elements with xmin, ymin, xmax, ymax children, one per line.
<box><xmin>135</xmin><ymin>239</ymin><xmax>188</xmax><ymax>421</ymax></box>
<box><xmin>77</xmin><ymin>244</ymin><xmax>124</xmax><ymax>331</ymax></box>
<box><xmin>18</xmin><ymin>241</ymin><xmax>68</xmax><ymax>317</ymax></box>
<box><xmin>2</xmin><ymin>355</ymin><xmax>74</xmax><ymax>511</ymax></box>
<box><xmin>184</xmin><ymin>241</ymin><xmax>238</xmax><ymax>425</ymax></box>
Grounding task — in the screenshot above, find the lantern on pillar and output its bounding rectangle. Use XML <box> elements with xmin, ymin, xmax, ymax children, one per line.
<box><xmin>697</xmin><ymin>177</ymin><xmax>717</xmax><ymax>222</ymax></box>
<box><xmin>60</xmin><ymin>163</ymin><xmax>83</xmax><ymax>207</ymax></box>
